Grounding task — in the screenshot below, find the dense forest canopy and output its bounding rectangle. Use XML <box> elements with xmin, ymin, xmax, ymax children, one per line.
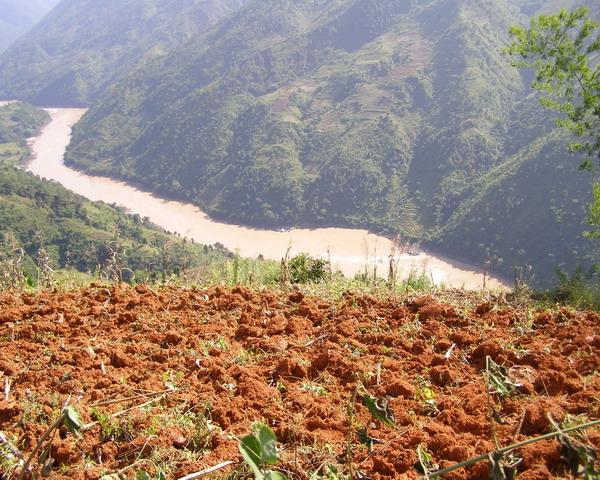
<box><xmin>0</xmin><ymin>101</ymin><xmax>50</xmax><ymax>143</ymax></box>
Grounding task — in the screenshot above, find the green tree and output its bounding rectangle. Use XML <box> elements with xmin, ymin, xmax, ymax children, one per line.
<box><xmin>507</xmin><ymin>6</ymin><xmax>599</xmax><ymax>236</ymax></box>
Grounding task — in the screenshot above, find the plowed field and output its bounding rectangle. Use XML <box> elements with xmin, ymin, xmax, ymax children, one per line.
<box><xmin>0</xmin><ymin>285</ymin><xmax>598</xmax><ymax>479</ymax></box>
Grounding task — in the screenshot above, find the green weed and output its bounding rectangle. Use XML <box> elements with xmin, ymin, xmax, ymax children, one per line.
<box><xmin>415</xmin><ymin>376</ymin><xmax>438</xmax><ymax>416</ymax></box>
<box><xmin>486</xmin><ymin>357</ymin><xmax>521</xmax><ymax>399</ymax></box>
<box><xmin>238</xmin><ymin>423</ymin><xmax>288</xmax><ymax>480</ymax></box>
<box><xmin>90</xmin><ymin>407</ymin><xmax>125</xmax><ymax>442</ymax></box>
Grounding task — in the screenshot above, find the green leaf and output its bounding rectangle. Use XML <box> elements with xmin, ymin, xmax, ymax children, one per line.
<box><xmin>486</xmin><ymin>357</ymin><xmax>519</xmax><ymax>398</ymax></box>
<box><xmin>415</xmin><ymin>444</ymin><xmax>439</xmax><ymax>475</ymax></box>
<box><xmin>239</xmin><ymin>434</ymin><xmax>264</xmax><ymax>480</ymax></box>
<box><xmin>63</xmin><ymin>406</ymin><xmax>83</xmax><ymax>435</ymax></box>
<box><xmin>265</xmin><ymin>471</ymin><xmax>288</xmax><ymax>480</ymax></box>
<box><xmin>136</xmin><ymin>471</ymin><xmax>151</xmax><ymax>480</ymax></box>
<box><xmin>361</xmin><ymin>394</ymin><xmax>395</xmax><ymax>427</ymax></box>
<box><xmin>257</xmin><ymin>424</ymin><xmax>279</xmax><ymax>465</ymax></box>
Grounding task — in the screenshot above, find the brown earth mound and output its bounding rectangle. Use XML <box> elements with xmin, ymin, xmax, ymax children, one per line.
<box><xmin>0</xmin><ymin>285</ymin><xmax>598</xmax><ymax>479</ymax></box>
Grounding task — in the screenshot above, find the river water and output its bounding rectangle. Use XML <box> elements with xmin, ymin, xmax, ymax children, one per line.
<box><xmin>26</xmin><ymin>108</ymin><xmax>505</xmax><ymax>289</ymax></box>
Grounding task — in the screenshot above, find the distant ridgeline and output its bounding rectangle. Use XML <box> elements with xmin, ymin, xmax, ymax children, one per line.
<box><xmin>2</xmin><ymin>0</ymin><xmax>598</xmax><ymax>286</ymax></box>
<box><xmin>0</xmin><ymin>0</ymin><xmax>249</xmax><ymax>106</ymax></box>
<box><xmin>0</xmin><ymin>102</ymin><xmax>233</xmax><ymax>284</ymax></box>
<box><xmin>0</xmin><ymin>0</ymin><xmax>59</xmax><ymax>53</ymax></box>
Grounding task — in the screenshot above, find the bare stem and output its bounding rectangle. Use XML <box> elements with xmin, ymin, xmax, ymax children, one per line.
<box><xmin>176</xmin><ymin>461</ymin><xmax>236</xmax><ymax>480</ymax></box>
<box><xmin>346</xmin><ymin>385</ymin><xmax>359</xmax><ymax>479</ymax></box>
<box><xmin>485</xmin><ymin>356</ymin><xmax>500</xmax><ymax>450</ymax></box>
<box><xmin>17</xmin><ymin>412</ymin><xmax>66</xmax><ymax>480</ymax></box>
<box><xmin>89</xmin><ymin>388</ymin><xmax>173</xmax><ymax>407</ymax></box>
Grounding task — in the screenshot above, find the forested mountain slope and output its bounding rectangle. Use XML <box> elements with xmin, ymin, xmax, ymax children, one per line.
<box><xmin>0</xmin><ymin>101</ymin><xmax>50</xmax><ymax>144</ymax></box>
<box><xmin>0</xmin><ymin>0</ymin><xmax>59</xmax><ymax>53</ymax></box>
<box><xmin>59</xmin><ymin>0</ymin><xmax>598</xmax><ymax>285</ymax></box>
<box><xmin>0</xmin><ymin>103</ymin><xmax>232</xmax><ymax>284</ymax></box>
<box><xmin>0</xmin><ymin>0</ymin><xmax>248</xmax><ymax>106</ymax></box>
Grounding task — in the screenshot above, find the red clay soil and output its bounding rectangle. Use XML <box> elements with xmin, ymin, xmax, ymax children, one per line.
<box><xmin>0</xmin><ymin>285</ymin><xmax>598</xmax><ymax>479</ymax></box>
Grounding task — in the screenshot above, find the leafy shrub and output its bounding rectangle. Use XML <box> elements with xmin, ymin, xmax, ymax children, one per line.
<box><xmin>545</xmin><ymin>266</ymin><xmax>600</xmax><ymax>311</ymax></box>
<box><xmin>288</xmin><ymin>253</ymin><xmax>329</xmax><ymax>284</ymax></box>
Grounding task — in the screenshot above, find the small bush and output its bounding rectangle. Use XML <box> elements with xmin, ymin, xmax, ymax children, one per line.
<box><xmin>545</xmin><ymin>266</ymin><xmax>600</xmax><ymax>311</ymax></box>
<box><xmin>288</xmin><ymin>253</ymin><xmax>329</xmax><ymax>284</ymax></box>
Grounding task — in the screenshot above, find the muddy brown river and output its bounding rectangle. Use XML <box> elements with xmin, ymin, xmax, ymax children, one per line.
<box><xmin>27</xmin><ymin>108</ymin><xmax>506</xmax><ymax>289</ymax></box>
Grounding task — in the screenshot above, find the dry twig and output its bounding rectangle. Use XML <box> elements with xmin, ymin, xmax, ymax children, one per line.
<box><xmin>176</xmin><ymin>461</ymin><xmax>236</xmax><ymax>480</ymax></box>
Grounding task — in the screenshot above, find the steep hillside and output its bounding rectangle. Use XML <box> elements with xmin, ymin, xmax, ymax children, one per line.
<box><xmin>62</xmin><ymin>0</ymin><xmax>598</xmax><ymax>285</ymax></box>
<box><xmin>0</xmin><ymin>165</ymin><xmax>237</xmax><ymax>284</ymax></box>
<box><xmin>0</xmin><ymin>101</ymin><xmax>50</xmax><ymax>169</ymax></box>
<box><xmin>0</xmin><ymin>0</ymin><xmax>59</xmax><ymax>52</ymax></box>
<box><xmin>433</xmin><ymin>131</ymin><xmax>597</xmax><ymax>282</ymax></box>
<box><xmin>0</xmin><ymin>102</ymin><xmax>233</xmax><ymax>284</ymax></box>
<box><xmin>0</xmin><ymin>0</ymin><xmax>248</xmax><ymax>106</ymax></box>
<box><xmin>0</xmin><ymin>101</ymin><xmax>50</xmax><ymax>143</ymax></box>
